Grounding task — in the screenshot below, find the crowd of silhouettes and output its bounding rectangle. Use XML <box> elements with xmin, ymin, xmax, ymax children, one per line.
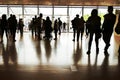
<box><xmin>0</xmin><ymin>6</ymin><xmax>119</xmax><ymax>56</ymax></box>
<box><xmin>71</xmin><ymin>6</ymin><xmax>116</xmax><ymax>56</ymax></box>
<box><xmin>71</xmin><ymin>15</ymin><xmax>85</xmax><ymax>42</ymax></box>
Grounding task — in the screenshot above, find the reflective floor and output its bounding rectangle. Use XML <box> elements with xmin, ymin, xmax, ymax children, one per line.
<box><xmin>0</xmin><ymin>32</ymin><xmax>120</xmax><ymax>80</ymax></box>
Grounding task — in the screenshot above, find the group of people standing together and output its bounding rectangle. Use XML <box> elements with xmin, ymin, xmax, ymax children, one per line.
<box><xmin>0</xmin><ymin>6</ymin><xmax>118</xmax><ymax>56</ymax></box>
<box><xmin>0</xmin><ymin>14</ymin><xmax>24</xmax><ymax>42</ymax></box>
<box><xmin>72</xmin><ymin>6</ymin><xmax>116</xmax><ymax>56</ymax></box>
<box><xmin>29</xmin><ymin>13</ymin><xmax>63</xmax><ymax>40</ymax></box>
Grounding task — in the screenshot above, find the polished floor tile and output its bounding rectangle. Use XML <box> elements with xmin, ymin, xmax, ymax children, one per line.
<box><xmin>0</xmin><ymin>32</ymin><xmax>120</xmax><ymax>80</ymax></box>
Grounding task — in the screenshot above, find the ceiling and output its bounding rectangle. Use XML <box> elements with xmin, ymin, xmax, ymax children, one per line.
<box><xmin>0</xmin><ymin>0</ymin><xmax>120</xmax><ymax>6</ymax></box>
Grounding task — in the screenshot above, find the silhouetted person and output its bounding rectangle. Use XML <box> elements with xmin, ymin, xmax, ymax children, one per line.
<box><xmin>44</xmin><ymin>16</ymin><xmax>52</xmax><ymax>40</ymax></box>
<box><xmin>72</xmin><ymin>14</ymin><xmax>82</xmax><ymax>42</ymax></box>
<box><xmin>58</xmin><ymin>18</ymin><xmax>62</xmax><ymax>35</ymax></box>
<box><xmin>33</xmin><ymin>15</ymin><xmax>37</xmax><ymax>37</ymax></box>
<box><xmin>63</xmin><ymin>22</ymin><xmax>66</xmax><ymax>32</ymax></box>
<box><xmin>53</xmin><ymin>19</ymin><xmax>58</xmax><ymax>40</ymax></box>
<box><xmin>29</xmin><ymin>18</ymin><xmax>35</xmax><ymax>36</ymax></box>
<box><xmin>8</xmin><ymin>14</ymin><xmax>17</xmax><ymax>42</ymax></box>
<box><xmin>8</xmin><ymin>14</ymin><xmax>13</xmax><ymax>36</ymax></box>
<box><xmin>18</xmin><ymin>18</ymin><xmax>24</xmax><ymax>37</ymax></box>
<box><xmin>0</xmin><ymin>14</ymin><xmax>8</xmax><ymax>42</ymax></box>
<box><xmin>86</xmin><ymin>9</ymin><xmax>101</xmax><ymax>55</ymax></box>
<box><xmin>77</xmin><ymin>16</ymin><xmax>85</xmax><ymax>41</ymax></box>
<box><xmin>71</xmin><ymin>17</ymin><xmax>77</xmax><ymax>41</ymax></box>
<box><xmin>102</xmin><ymin>6</ymin><xmax>116</xmax><ymax>56</ymax></box>
<box><xmin>36</xmin><ymin>13</ymin><xmax>45</xmax><ymax>40</ymax></box>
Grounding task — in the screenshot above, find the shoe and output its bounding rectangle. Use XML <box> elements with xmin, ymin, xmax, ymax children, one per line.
<box><xmin>87</xmin><ymin>50</ymin><xmax>90</xmax><ymax>55</ymax></box>
<box><xmin>72</xmin><ymin>39</ymin><xmax>75</xmax><ymax>42</ymax></box>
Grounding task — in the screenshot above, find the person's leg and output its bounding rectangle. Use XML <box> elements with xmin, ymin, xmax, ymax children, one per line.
<box><xmin>87</xmin><ymin>33</ymin><xmax>94</xmax><ymax>55</ymax></box>
<box><xmin>103</xmin><ymin>32</ymin><xmax>112</xmax><ymax>56</ymax></box>
<box><xmin>73</xmin><ymin>29</ymin><xmax>76</xmax><ymax>41</ymax></box>
<box><xmin>95</xmin><ymin>33</ymin><xmax>99</xmax><ymax>54</ymax></box>
<box><xmin>77</xmin><ymin>30</ymin><xmax>80</xmax><ymax>42</ymax></box>
<box><xmin>1</xmin><ymin>29</ymin><xmax>4</xmax><ymax>42</ymax></box>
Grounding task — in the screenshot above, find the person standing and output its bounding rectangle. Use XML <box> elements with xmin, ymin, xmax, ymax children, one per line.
<box><xmin>12</xmin><ymin>15</ymin><xmax>17</xmax><ymax>42</ymax></box>
<box><xmin>58</xmin><ymin>18</ymin><xmax>62</xmax><ymax>35</ymax></box>
<box><xmin>77</xmin><ymin>16</ymin><xmax>85</xmax><ymax>41</ymax></box>
<box><xmin>36</xmin><ymin>13</ymin><xmax>45</xmax><ymax>40</ymax></box>
<box><xmin>71</xmin><ymin>14</ymin><xmax>82</xmax><ymax>42</ymax></box>
<box><xmin>86</xmin><ymin>9</ymin><xmax>101</xmax><ymax>55</ymax></box>
<box><xmin>44</xmin><ymin>16</ymin><xmax>52</xmax><ymax>40</ymax></box>
<box><xmin>18</xmin><ymin>18</ymin><xmax>24</xmax><ymax>37</ymax></box>
<box><xmin>53</xmin><ymin>19</ymin><xmax>58</xmax><ymax>40</ymax></box>
<box><xmin>102</xmin><ymin>6</ymin><xmax>116</xmax><ymax>56</ymax></box>
<box><xmin>0</xmin><ymin>14</ymin><xmax>8</xmax><ymax>42</ymax></box>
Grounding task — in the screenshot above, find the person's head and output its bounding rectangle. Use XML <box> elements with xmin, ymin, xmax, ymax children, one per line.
<box><xmin>35</xmin><ymin>15</ymin><xmax>37</xmax><ymax>18</ymax></box>
<box><xmin>81</xmin><ymin>16</ymin><xmax>84</xmax><ymax>19</ymax></box>
<box><xmin>108</xmin><ymin>6</ymin><xmax>113</xmax><ymax>13</ymax></box>
<box><xmin>46</xmin><ymin>16</ymin><xmax>50</xmax><ymax>20</ymax></box>
<box><xmin>12</xmin><ymin>15</ymin><xmax>16</xmax><ymax>19</ymax></box>
<box><xmin>58</xmin><ymin>17</ymin><xmax>60</xmax><ymax>20</ymax></box>
<box><xmin>76</xmin><ymin>14</ymin><xmax>79</xmax><ymax>18</ymax></box>
<box><xmin>39</xmin><ymin>13</ymin><xmax>43</xmax><ymax>18</ymax></box>
<box><xmin>2</xmin><ymin>14</ymin><xmax>6</xmax><ymax>19</ymax></box>
<box><xmin>10</xmin><ymin>14</ymin><xmax>12</xmax><ymax>17</ymax></box>
<box><xmin>91</xmin><ymin>9</ymin><xmax>98</xmax><ymax>16</ymax></box>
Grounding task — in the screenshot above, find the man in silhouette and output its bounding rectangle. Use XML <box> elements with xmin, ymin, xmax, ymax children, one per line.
<box><xmin>58</xmin><ymin>18</ymin><xmax>62</xmax><ymax>35</ymax></box>
<box><xmin>102</xmin><ymin>6</ymin><xmax>116</xmax><ymax>56</ymax></box>
<box><xmin>36</xmin><ymin>13</ymin><xmax>44</xmax><ymax>40</ymax></box>
<box><xmin>72</xmin><ymin>14</ymin><xmax>82</xmax><ymax>42</ymax></box>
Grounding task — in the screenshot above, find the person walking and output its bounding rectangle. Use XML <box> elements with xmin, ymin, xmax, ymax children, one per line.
<box><xmin>102</xmin><ymin>6</ymin><xmax>116</xmax><ymax>56</ymax></box>
<box><xmin>86</xmin><ymin>9</ymin><xmax>101</xmax><ymax>55</ymax></box>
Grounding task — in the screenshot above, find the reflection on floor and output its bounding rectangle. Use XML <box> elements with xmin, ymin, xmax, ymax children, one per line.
<box><xmin>0</xmin><ymin>32</ymin><xmax>120</xmax><ymax>80</ymax></box>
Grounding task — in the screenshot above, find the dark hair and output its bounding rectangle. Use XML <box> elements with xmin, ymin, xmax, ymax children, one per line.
<box><xmin>108</xmin><ymin>6</ymin><xmax>113</xmax><ymax>13</ymax></box>
<box><xmin>91</xmin><ymin>9</ymin><xmax>98</xmax><ymax>16</ymax></box>
<box><xmin>40</xmin><ymin>13</ymin><xmax>43</xmax><ymax>17</ymax></box>
<box><xmin>76</xmin><ymin>14</ymin><xmax>79</xmax><ymax>17</ymax></box>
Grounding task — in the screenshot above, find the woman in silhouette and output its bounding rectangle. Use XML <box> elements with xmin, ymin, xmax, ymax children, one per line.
<box><xmin>86</xmin><ymin>9</ymin><xmax>101</xmax><ymax>55</ymax></box>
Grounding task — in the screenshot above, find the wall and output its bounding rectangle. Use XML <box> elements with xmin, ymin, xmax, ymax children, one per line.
<box><xmin>0</xmin><ymin>0</ymin><xmax>119</xmax><ymax>6</ymax></box>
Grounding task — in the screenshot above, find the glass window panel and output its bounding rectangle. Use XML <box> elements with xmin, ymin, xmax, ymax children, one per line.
<box><xmin>39</xmin><ymin>7</ymin><xmax>52</xmax><ymax>19</ymax></box>
<box><xmin>24</xmin><ymin>6</ymin><xmax>37</xmax><ymax>15</ymax></box>
<box><xmin>24</xmin><ymin>5</ymin><xmax>38</xmax><ymax>30</ymax></box>
<box><xmin>83</xmin><ymin>6</ymin><xmax>97</xmax><ymax>21</ymax></box>
<box><xmin>69</xmin><ymin>7</ymin><xmax>82</xmax><ymax>32</ymax></box>
<box><xmin>9</xmin><ymin>7</ymin><xmax>22</xmax><ymax>14</ymax></box>
<box><xmin>9</xmin><ymin>6</ymin><xmax>22</xmax><ymax>20</ymax></box>
<box><xmin>98</xmin><ymin>6</ymin><xmax>108</xmax><ymax>24</ymax></box>
<box><xmin>54</xmin><ymin>6</ymin><xmax>67</xmax><ymax>16</ymax></box>
<box><xmin>53</xmin><ymin>6</ymin><xmax>68</xmax><ymax>32</ymax></box>
<box><xmin>0</xmin><ymin>6</ymin><xmax>7</xmax><ymax>17</ymax></box>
